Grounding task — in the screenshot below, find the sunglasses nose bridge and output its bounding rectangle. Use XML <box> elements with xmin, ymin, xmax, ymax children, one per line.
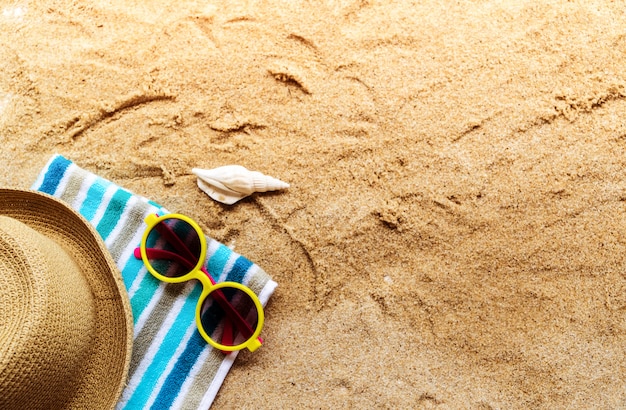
<box><xmin>195</xmin><ymin>270</ymin><xmax>215</xmax><ymax>290</ymax></box>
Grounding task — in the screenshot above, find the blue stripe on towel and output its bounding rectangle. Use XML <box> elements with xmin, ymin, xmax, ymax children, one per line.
<box><xmin>38</xmin><ymin>155</ymin><xmax>71</xmax><ymax>195</ymax></box>
<box><xmin>151</xmin><ymin>332</ymin><xmax>207</xmax><ymax>409</ymax></box>
<box><xmin>226</xmin><ymin>256</ymin><xmax>253</xmax><ymax>283</ymax></box>
<box><xmin>125</xmin><ymin>286</ymin><xmax>202</xmax><ymax>409</ymax></box>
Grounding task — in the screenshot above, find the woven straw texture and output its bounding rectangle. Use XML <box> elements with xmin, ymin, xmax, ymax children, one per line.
<box><xmin>0</xmin><ymin>189</ymin><xmax>133</xmax><ymax>410</ymax></box>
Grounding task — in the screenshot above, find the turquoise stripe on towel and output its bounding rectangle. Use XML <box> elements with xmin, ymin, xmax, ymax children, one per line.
<box><xmin>80</xmin><ymin>179</ymin><xmax>109</xmax><ymax>221</ymax></box>
<box><xmin>207</xmin><ymin>244</ymin><xmax>232</xmax><ymax>281</ymax></box>
<box><xmin>96</xmin><ymin>189</ymin><xmax>132</xmax><ymax>239</ymax></box>
<box><xmin>129</xmin><ymin>273</ymin><xmax>160</xmax><ymax>326</ymax></box>
<box><xmin>125</xmin><ymin>286</ymin><xmax>202</xmax><ymax>409</ymax></box>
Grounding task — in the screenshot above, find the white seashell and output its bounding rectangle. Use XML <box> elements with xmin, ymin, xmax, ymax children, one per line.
<box><xmin>192</xmin><ymin>165</ymin><xmax>290</xmax><ymax>205</ymax></box>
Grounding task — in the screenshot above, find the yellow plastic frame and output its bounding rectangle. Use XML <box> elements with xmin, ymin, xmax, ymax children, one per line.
<box><xmin>139</xmin><ymin>213</ymin><xmax>264</xmax><ymax>352</ymax></box>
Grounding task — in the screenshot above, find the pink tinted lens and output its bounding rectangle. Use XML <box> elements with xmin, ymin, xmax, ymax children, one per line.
<box><xmin>199</xmin><ymin>287</ymin><xmax>259</xmax><ymax>347</ymax></box>
<box><xmin>146</xmin><ymin>217</ymin><xmax>202</xmax><ymax>278</ymax></box>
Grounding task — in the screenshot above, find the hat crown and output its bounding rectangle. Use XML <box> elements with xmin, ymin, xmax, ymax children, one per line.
<box><xmin>0</xmin><ymin>216</ymin><xmax>96</xmax><ymax>409</ymax></box>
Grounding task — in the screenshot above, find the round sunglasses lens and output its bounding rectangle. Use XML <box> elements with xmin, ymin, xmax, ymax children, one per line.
<box><xmin>199</xmin><ymin>287</ymin><xmax>259</xmax><ymax>347</ymax></box>
<box><xmin>145</xmin><ymin>218</ymin><xmax>202</xmax><ymax>278</ymax></box>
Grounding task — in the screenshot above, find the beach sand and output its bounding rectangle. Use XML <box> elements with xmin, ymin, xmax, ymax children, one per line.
<box><xmin>2</xmin><ymin>1</ymin><xmax>626</xmax><ymax>408</ymax></box>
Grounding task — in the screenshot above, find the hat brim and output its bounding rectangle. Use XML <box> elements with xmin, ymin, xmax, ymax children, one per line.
<box><xmin>0</xmin><ymin>189</ymin><xmax>133</xmax><ymax>409</ymax></box>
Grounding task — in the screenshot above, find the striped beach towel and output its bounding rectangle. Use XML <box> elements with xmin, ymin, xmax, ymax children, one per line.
<box><xmin>32</xmin><ymin>154</ymin><xmax>277</xmax><ymax>409</ymax></box>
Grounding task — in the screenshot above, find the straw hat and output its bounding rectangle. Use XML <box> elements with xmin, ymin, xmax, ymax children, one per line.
<box><xmin>0</xmin><ymin>189</ymin><xmax>133</xmax><ymax>409</ymax></box>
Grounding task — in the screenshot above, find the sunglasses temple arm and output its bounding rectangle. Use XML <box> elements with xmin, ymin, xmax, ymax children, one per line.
<box><xmin>134</xmin><ymin>247</ymin><xmax>196</xmax><ymax>271</ymax></box>
<box><xmin>154</xmin><ymin>219</ymin><xmax>198</xmax><ymax>265</ymax></box>
<box><xmin>135</xmin><ymin>247</ymin><xmax>260</xmax><ymax>342</ymax></box>
<box><xmin>221</xmin><ymin>316</ymin><xmax>234</xmax><ymax>349</ymax></box>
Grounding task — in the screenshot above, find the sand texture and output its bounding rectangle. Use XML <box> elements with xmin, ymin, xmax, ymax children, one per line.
<box><xmin>2</xmin><ymin>1</ymin><xmax>626</xmax><ymax>408</ymax></box>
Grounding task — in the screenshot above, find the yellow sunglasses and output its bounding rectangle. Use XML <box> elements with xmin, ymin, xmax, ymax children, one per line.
<box><xmin>135</xmin><ymin>213</ymin><xmax>264</xmax><ymax>352</ymax></box>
